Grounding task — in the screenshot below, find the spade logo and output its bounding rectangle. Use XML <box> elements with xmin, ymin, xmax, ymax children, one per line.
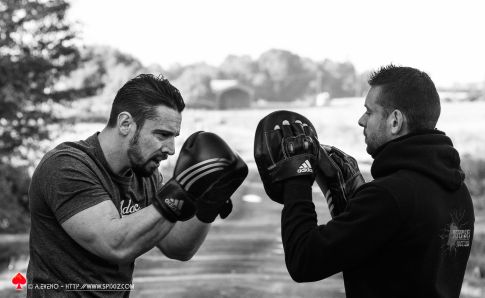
<box><xmin>11</xmin><ymin>272</ymin><xmax>26</xmax><ymax>290</ymax></box>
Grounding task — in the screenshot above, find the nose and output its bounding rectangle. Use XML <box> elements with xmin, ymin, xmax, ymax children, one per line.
<box><xmin>358</xmin><ymin>113</ymin><xmax>366</xmax><ymax>128</ymax></box>
<box><xmin>162</xmin><ymin>137</ymin><xmax>176</xmax><ymax>155</ymax></box>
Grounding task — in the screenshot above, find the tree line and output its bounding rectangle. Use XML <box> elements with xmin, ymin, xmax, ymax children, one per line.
<box><xmin>73</xmin><ymin>46</ymin><xmax>370</xmax><ymax>107</ymax></box>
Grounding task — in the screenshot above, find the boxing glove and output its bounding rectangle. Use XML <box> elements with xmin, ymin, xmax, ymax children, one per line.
<box><xmin>153</xmin><ymin>131</ymin><xmax>248</xmax><ymax>223</ymax></box>
<box><xmin>196</xmin><ymin>149</ymin><xmax>248</xmax><ymax>223</ymax></box>
<box><xmin>315</xmin><ymin>144</ymin><xmax>365</xmax><ymax>217</ymax></box>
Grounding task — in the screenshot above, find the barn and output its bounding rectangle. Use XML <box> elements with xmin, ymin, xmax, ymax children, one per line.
<box><xmin>210</xmin><ymin>80</ymin><xmax>253</xmax><ymax>109</ymax></box>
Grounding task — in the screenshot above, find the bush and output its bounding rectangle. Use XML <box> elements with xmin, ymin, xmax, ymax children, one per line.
<box><xmin>0</xmin><ymin>163</ymin><xmax>31</xmax><ymax>233</ymax></box>
<box><xmin>461</xmin><ymin>155</ymin><xmax>485</xmax><ymax>211</ymax></box>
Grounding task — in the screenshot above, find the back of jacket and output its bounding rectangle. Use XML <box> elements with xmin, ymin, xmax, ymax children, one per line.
<box><xmin>344</xmin><ymin>131</ymin><xmax>474</xmax><ymax>298</ymax></box>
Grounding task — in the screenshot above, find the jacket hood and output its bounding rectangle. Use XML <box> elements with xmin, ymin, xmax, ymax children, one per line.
<box><xmin>371</xmin><ymin>130</ymin><xmax>465</xmax><ymax>191</ymax></box>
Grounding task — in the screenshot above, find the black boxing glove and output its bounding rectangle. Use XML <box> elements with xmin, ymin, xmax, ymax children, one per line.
<box><xmin>315</xmin><ymin>144</ymin><xmax>365</xmax><ymax>217</ymax></box>
<box><xmin>153</xmin><ymin>131</ymin><xmax>246</xmax><ymax>222</ymax></box>
<box><xmin>254</xmin><ymin>110</ymin><xmax>319</xmax><ymax>204</ymax></box>
<box><xmin>196</xmin><ymin>153</ymin><xmax>248</xmax><ymax>223</ymax></box>
<box><xmin>152</xmin><ymin>132</ymin><xmax>209</xmax><ymax>222</ymax></box>
<box><xmin>170</xmin><ymin>131</ymin><xmax>248</xmax><ymax>223</ymax></box>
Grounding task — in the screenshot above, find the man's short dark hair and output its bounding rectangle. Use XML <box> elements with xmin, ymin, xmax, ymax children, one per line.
<box><xmin>107</xmin><ymin>74</ymin><xmax>185</xmax><ymax>129</ymax></box>
<box><xmin>368</xmin><ymin>64</ymin><xmax>441</xmax><ymax>132</ymax></box>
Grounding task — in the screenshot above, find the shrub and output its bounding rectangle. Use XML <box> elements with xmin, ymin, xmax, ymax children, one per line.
<box><xmin>0</xmin><ymin>163</ymin><xmax>31</xmax><ymax>233</ymax></box>
<box><xmin>461</xmin><ymin>155</ymin><xmax>485</xmax><ymax>212</ymax></box>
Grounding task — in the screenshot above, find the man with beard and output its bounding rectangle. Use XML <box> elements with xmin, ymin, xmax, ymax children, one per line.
<box><xmin>27</xmin><ymin>74</ymin><xmax>247</xmax><ymax>297</ymax></box>
<box><xmin>255</xmin><ymin>65</ymin><xmax>474</xmax><ymax>297</ymax></box>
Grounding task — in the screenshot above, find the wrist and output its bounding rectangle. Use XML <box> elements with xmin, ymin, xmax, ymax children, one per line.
<box><xmin>283</xmin><ymin>176</ymin><xmax>313</xmax><ymax>204</ymax></box>
<box><xmin>195</xmin><ymin>209</ymin><xmax>217</xmax><ymax>223</ymax></box>
<box><xmin>152</xmin><ymin>199</ymin><xmax>177</xmax><ymax>223</ymax></box>
<box><xmin>154</xmin><ymin>179</ymin><xmax>196</xmax><ymax>222</ymax></box>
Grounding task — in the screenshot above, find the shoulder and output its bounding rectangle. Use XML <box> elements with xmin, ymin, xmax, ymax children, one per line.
<box><xmin>40</xmin><ymin>139</ymin><xmax>97</xmax><ymax>168</ymax></box>
<box><xmin>366</xmin><ymin>170</ymin><xmax>419</xmax><ymax>215</ymax></box>
<box><xmin>340</xmin><ymin>182</ymin><xmax>404</xmax><ymax>229</ymax></box>
<box><xmin>352</xmin><ymin>181</ymin><xmax>398</xmax><ymax>207</ymax></box>
<box><xmin>32</xmin><ymin>141</ymin><xmax>100</xmax><ymax>183</ymax></box>
<box><xmin>371</xmin><ymin>169</ymin><xmax>418</xmax><ymax>193</ymax></box>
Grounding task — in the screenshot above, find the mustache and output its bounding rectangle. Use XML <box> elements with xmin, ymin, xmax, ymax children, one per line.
<box><xmin>150</xmin><ymin>153</ymin><xmax>168</xmax><ymax>163</ymax></box>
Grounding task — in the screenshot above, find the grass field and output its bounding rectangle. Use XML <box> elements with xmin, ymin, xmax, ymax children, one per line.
<box><xmin>1</xmin><ymin>99</ymin><xmax>484</xmax><ymax>297</ymax></box>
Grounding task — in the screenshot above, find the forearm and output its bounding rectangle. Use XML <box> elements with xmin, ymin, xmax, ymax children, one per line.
<box><xmin>157</xmin><ymin>216</ymin><xmax>210</xmax><ymax>261</ymax></box>
<box><xmin>100</xmin><ymin>205</ymin><xmax>175</xmax><ymax>263</ymax></box>
<box><xmin>281</xmin><ymin>178</ymin><xmax>340</xmax><ymax>282</ymax></box>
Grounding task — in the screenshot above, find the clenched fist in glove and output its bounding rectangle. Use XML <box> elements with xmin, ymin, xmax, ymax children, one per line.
<box><xmin>315</xmin><ymin>145</ymin><xmax>365</xmax><ymax>217</ymax></box>
<box><xmin>254</xmin><ymin>110</ymin><xmax>320</xmax><ymax>203</ymax></box>
<box><xmin>190</xmin><ymin>132</ymin><xmax>248</xmax><ymax>223</ymax></box>
<box><xmin>153</xmin><ymin>131</ymin><xmax>248</xmax><ymax>223</ymax></box>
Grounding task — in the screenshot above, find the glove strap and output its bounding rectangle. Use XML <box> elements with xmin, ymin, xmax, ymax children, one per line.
<box><xmin>269</xmin><ymin>154</ymin><xmax>315</xmax><ymax>183</ymax></box>
<box><xmin>152</xmin><ymin>179</ymin><xmax>196</xmax><ymax>222</ymax></box>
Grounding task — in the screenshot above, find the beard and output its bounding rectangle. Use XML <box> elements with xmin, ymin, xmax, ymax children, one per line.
<box><xmin>127</xmin><ymin>130</ymin><xmax>159</xmax><ymax>177</ymax></box>
<box><xmin>364</xmin><ymin>126</ymin><xmax>389</xmax><ymax>156</ymax></box>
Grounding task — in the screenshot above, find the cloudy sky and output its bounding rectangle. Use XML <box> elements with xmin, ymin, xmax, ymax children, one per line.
<box><xmin>68</xmin><ymin>0</ymin><xmax>485</xmax><ymax>87</ymax></box>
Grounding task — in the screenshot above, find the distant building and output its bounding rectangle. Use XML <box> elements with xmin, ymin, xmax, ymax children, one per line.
<box><xmin>438</xmin><ymin>89</ymin><xmax>483</xmax><ymax>102</ymax></box>
<box><xmin>210</xmin><ymin>80</ymin><xmax>253</xmax><ymax>109</ymax></box>
<box><xmin>439</xmin><ymin>90</ymin><xmax>470</xmax><ymax>102</ymax></box>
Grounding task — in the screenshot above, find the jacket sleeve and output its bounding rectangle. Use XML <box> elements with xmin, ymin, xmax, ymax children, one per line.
<box><xmin>281</xmin><ymin>179</ymin><xmax>402</xmax><ymax>282</ymax></box>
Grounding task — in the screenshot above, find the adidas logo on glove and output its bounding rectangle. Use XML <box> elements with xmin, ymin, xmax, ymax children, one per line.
<box><xmin>297</xmin><ymin>160</ymin><xmax>313</xmax><ymax>174</ymax></box>
<box><xmin>164</xmin><ymin>198</ymin><xmax>184</xmax><ymax>213</ymax></box>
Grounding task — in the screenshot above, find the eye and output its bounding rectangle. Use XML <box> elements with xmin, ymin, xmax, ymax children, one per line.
<box><xmin>155</xmin><ymin>133</ymin><xmax>169</xmax><ymax>140</ymax></box>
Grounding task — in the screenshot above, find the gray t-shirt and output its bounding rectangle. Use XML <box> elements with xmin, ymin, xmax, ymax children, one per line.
<box><xmin>27</xmin><ymin>132</ymin><xmax>162</xmax><ymax>297</ymax></box>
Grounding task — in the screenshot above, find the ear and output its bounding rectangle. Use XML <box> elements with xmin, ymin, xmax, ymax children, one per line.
<box><xmin>388</xmin><ymin>109</ymin><xmax>406</xmax><ymax>135</ymax></box>
<box><xmin>117</xmin><ymin>112</ymin><xmax>136</xmax><ymax>136</ymax></box>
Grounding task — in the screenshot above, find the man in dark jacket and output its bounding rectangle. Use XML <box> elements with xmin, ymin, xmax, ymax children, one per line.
<box><xmin>276</xmin><ymin>65</ymin><xmax>474</xmax><ymax>297</ymax></box>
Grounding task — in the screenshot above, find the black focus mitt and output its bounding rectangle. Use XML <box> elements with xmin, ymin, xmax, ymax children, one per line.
<box><xmin>254</xmin><ymin>110</ymin><xmax>319</xmax><ymax>204</ymax></box>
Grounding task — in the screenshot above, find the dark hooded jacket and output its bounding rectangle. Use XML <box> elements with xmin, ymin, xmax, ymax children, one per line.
<box><xmin>281</xmin><ymin>130</ymin><xmax>474</xmax><ymax>298</ymax></box>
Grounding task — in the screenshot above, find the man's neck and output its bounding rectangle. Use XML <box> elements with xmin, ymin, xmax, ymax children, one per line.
<box><xmin>98</xmin><ymin>128</ymin><xmax>129</xmax><ymax>175</ymax></box>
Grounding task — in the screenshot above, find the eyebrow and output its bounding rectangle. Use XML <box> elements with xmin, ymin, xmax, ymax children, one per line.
<box><xmin>152</xmin><ymin>129</ymin><xmax>179</xmax><ymax>137</ymax></box>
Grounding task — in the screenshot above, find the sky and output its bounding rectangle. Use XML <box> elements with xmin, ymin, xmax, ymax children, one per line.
<box><xmin>67</xmin><ymin>0</ymin><xmax>485</xmax><ymax>88</ymax></box>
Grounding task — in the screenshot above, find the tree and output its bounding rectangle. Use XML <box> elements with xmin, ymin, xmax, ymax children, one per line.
<box><xmin>72</xmin><ymin>45</ymin><xmax>143</xmax><ymax>98</ymax></box>
<box><xmin>173</xmin><ymin>63</ymin><xmax>218</xmax><ymax>108</ymax></box>
<box><xmin>219</xmin><ymin>54</ymin><xmax>257</xmax><ymax>85</ymax></box>
<box><xmin>257</xmin><ymin>49</ymin><xmax>313</xmax><ymax>101</ymax></box>
<box><xmin>0</xmin><ymin>0</ymin><xmax>92</xmax><ymax>163</ymax></box>
<box><xmin>0</xmin><ymin>0</ymin><xmax>93</xmax><ymax>232</ymax></box>
<box><xmin>317</xmin><ymin>60</ymin><xmax>359</xmax><ymax>98</ymax></box>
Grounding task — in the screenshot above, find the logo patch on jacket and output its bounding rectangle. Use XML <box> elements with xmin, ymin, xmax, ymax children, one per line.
<box><xmin>440</xmin><ymin>210</ymin><xmax>472</xmax><ymax>255</ymax></box>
